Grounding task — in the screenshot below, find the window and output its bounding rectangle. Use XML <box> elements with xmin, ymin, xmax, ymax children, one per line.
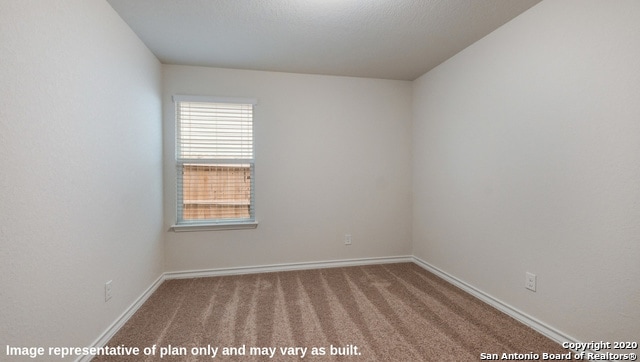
<box><xmin>172</xmin><ymin>95</ymin><xmax>257</xmax><ymax>231</ymax></box>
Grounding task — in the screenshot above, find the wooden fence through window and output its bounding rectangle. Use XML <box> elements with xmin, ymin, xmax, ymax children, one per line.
<box><xmin>182</xmin><ymin>164</ymin><xmax>251</xmax><ymax>220</ymax></box>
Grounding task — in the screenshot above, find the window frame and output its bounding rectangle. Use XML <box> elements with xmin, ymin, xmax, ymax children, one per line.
<box><xmin>170</xmin><ymin>95</ymin><xmax>258</xmax><ymax>232</ymax></box>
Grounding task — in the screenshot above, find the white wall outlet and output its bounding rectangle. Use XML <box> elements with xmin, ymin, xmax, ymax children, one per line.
<box><xmin>344</xmin><ymin>234</ymin><xmax>352</xmax><ymax>245</ymax></box>
<box><xmin>525</xmin><ymin>272</ymin><xmax>536</xmax><ymax>292</ymax></box>
<box><xmin>105</xmin><ymin>280</ymin><xmax>113</xmax><ymax>302</ymax></box>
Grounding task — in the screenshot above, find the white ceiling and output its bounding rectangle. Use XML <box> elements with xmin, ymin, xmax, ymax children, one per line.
<box><xmin>107</xmin><ymin>0</ymin><xmax>541</xmax><ymax>81</ymax></box>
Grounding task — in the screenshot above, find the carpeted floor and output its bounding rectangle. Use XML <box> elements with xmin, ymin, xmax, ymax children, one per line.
<box><xmin>94</xmin><ymin>263</ymin><xmax>569</xmax><ymax>361</ymax></box>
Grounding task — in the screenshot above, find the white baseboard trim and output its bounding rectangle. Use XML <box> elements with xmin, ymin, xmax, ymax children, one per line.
<box><xmin>411</xmin><ymin>256</ymin><xmax>581</xmax><ymax>347</ymax></box>
<box><xmin>80</xmin><ymin>256</ymin><xmax>411</xmax><ymax>361</ymax></box>
<box><xmin>165</xmin><ymin>255</ymin><xmax>414</xmax><ymax>280</ymax></box>
<box><xmin>76</xmin><ymin>274</ymin><xmax>165</xmax><ymax>362</ymax></box>
<box><xmin>82</xmin><ymin>256</ymin><xmax>600</xmax><ymax>362</ymax></box>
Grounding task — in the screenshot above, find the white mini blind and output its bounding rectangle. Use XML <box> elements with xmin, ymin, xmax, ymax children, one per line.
<box><xmin>177</xmin><ymin>101</ymin><xmax>253</xmax><ymax>160</ymax></box>
<box><xmin>174</xmin><ymin>95</ymin><xmax>256</xmax><ymax>224</ymax></box>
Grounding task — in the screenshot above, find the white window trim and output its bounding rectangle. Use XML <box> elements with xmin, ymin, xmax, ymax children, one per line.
<box><xmin>172</xmin><ymin>95</ymin><xmax>258</xmax><ymax>106</ymax></box>
<box><xmin>170</xmin><ymin>221</ymin><xmax>258</xmax><ymax>232</ymax></box>
<box><xmin>171</xmin><ymin>94</ymin><xmax>258</xmax><ymax>232</ymax></box>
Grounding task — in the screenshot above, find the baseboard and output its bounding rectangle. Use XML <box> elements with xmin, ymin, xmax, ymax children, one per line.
<box><xmin>76</xmin><ymin>274</ymin><xmax>165</xmax><ymax>362</ymax></box>
<box><xmin>82</xmin><ymin>256</ymin><xmax>596</xmax><ymax>362</ymax></box>
<box><xmin>411</xmin><ymin>256</ymin><xmax>583</xmax><ymax>347</ymax></box>
<box><xmin>79</xmin><ymin>256</ymin><xmax>410</xmax><ymax>361</ymax></box>
<box><xmin>164</xmin><ymin>255</ymin><xmax>414</xmax><ymax>280</ymax></box>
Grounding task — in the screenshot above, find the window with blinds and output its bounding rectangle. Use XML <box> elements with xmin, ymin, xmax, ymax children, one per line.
<box><xmin>174</xmin><ymin>95</ymin><xmax>256</xmax><ymax>226</ymax></box>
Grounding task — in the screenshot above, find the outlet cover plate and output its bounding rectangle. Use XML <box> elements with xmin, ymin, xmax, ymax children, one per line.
<box><xmin>525</xmin><ymin>272</ymin><xmax>536</xmax><ymax>292</ymax></box>
<box><xmin>105</xmin><ymin>280</ymin><xmax>113</xmax><ymax>302</ymax></box>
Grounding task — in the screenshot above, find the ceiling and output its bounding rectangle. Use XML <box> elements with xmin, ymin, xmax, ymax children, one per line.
<box><xmin>107</xmin><ymin>0</ymin><xmax>541</xmax><ymax>81</ymax></box>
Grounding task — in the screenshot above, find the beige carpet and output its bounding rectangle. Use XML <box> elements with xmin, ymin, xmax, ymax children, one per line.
<box><xmin>95</xmin><ymin>263</ymin><xmax>569</xmax><ymax>361</ymax></box>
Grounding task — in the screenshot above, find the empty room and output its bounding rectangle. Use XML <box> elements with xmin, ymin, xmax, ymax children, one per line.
<box><xmin>1</xmin><ymin>0</ymin><xmax>638</xmax><ymax>361</ymax></box>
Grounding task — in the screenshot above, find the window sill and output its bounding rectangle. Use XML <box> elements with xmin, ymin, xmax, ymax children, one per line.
<box><xmin>170</xmin><ymin>221</ymin><xmax>259</xmax><ymax>232</ymax></box>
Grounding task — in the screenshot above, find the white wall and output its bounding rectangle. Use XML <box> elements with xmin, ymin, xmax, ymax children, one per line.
<box><xmin>412</xmin><ymin>0</ymin><xmax>640</xmax><ymax>343</ymax></box>
<box><xmin>0</xmin><ymin>0</ymin><xmax>163</xmax><ymax>351</ymax></box>
<box><xmin>163</xmin><ymin>66</ymin><xmax>412</xmax><ymax>271</ymax></box>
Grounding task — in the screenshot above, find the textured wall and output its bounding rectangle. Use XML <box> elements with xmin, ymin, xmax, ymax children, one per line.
<box><xmin>412</xmin><ymin>0</ymin><xmax>640</xmax><ymax>343</ymax></box>
<box><xmin>163</xmin><ymin>66</ymin><xmax>413</xmax><ymax>271</ymax></box>
<box><xmin>0</xmin><ymin>0</ymin><xmax>163</xmax><ymax>350</ymax></box>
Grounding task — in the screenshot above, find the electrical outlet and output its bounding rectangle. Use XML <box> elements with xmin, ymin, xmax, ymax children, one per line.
<box><xmin>344</xmin><ymin>234</ymin><xmax>352</xmax><ymax>245</ymax></box>
<box><xmin>525</xmin><ymin>272</ymin><xmax>536</xmax><ymax>292</ymax></box>
<box><xmin>105</xmin><ymin>280</ymin><xmax>113</xmax><ymax>302</ymax></box>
